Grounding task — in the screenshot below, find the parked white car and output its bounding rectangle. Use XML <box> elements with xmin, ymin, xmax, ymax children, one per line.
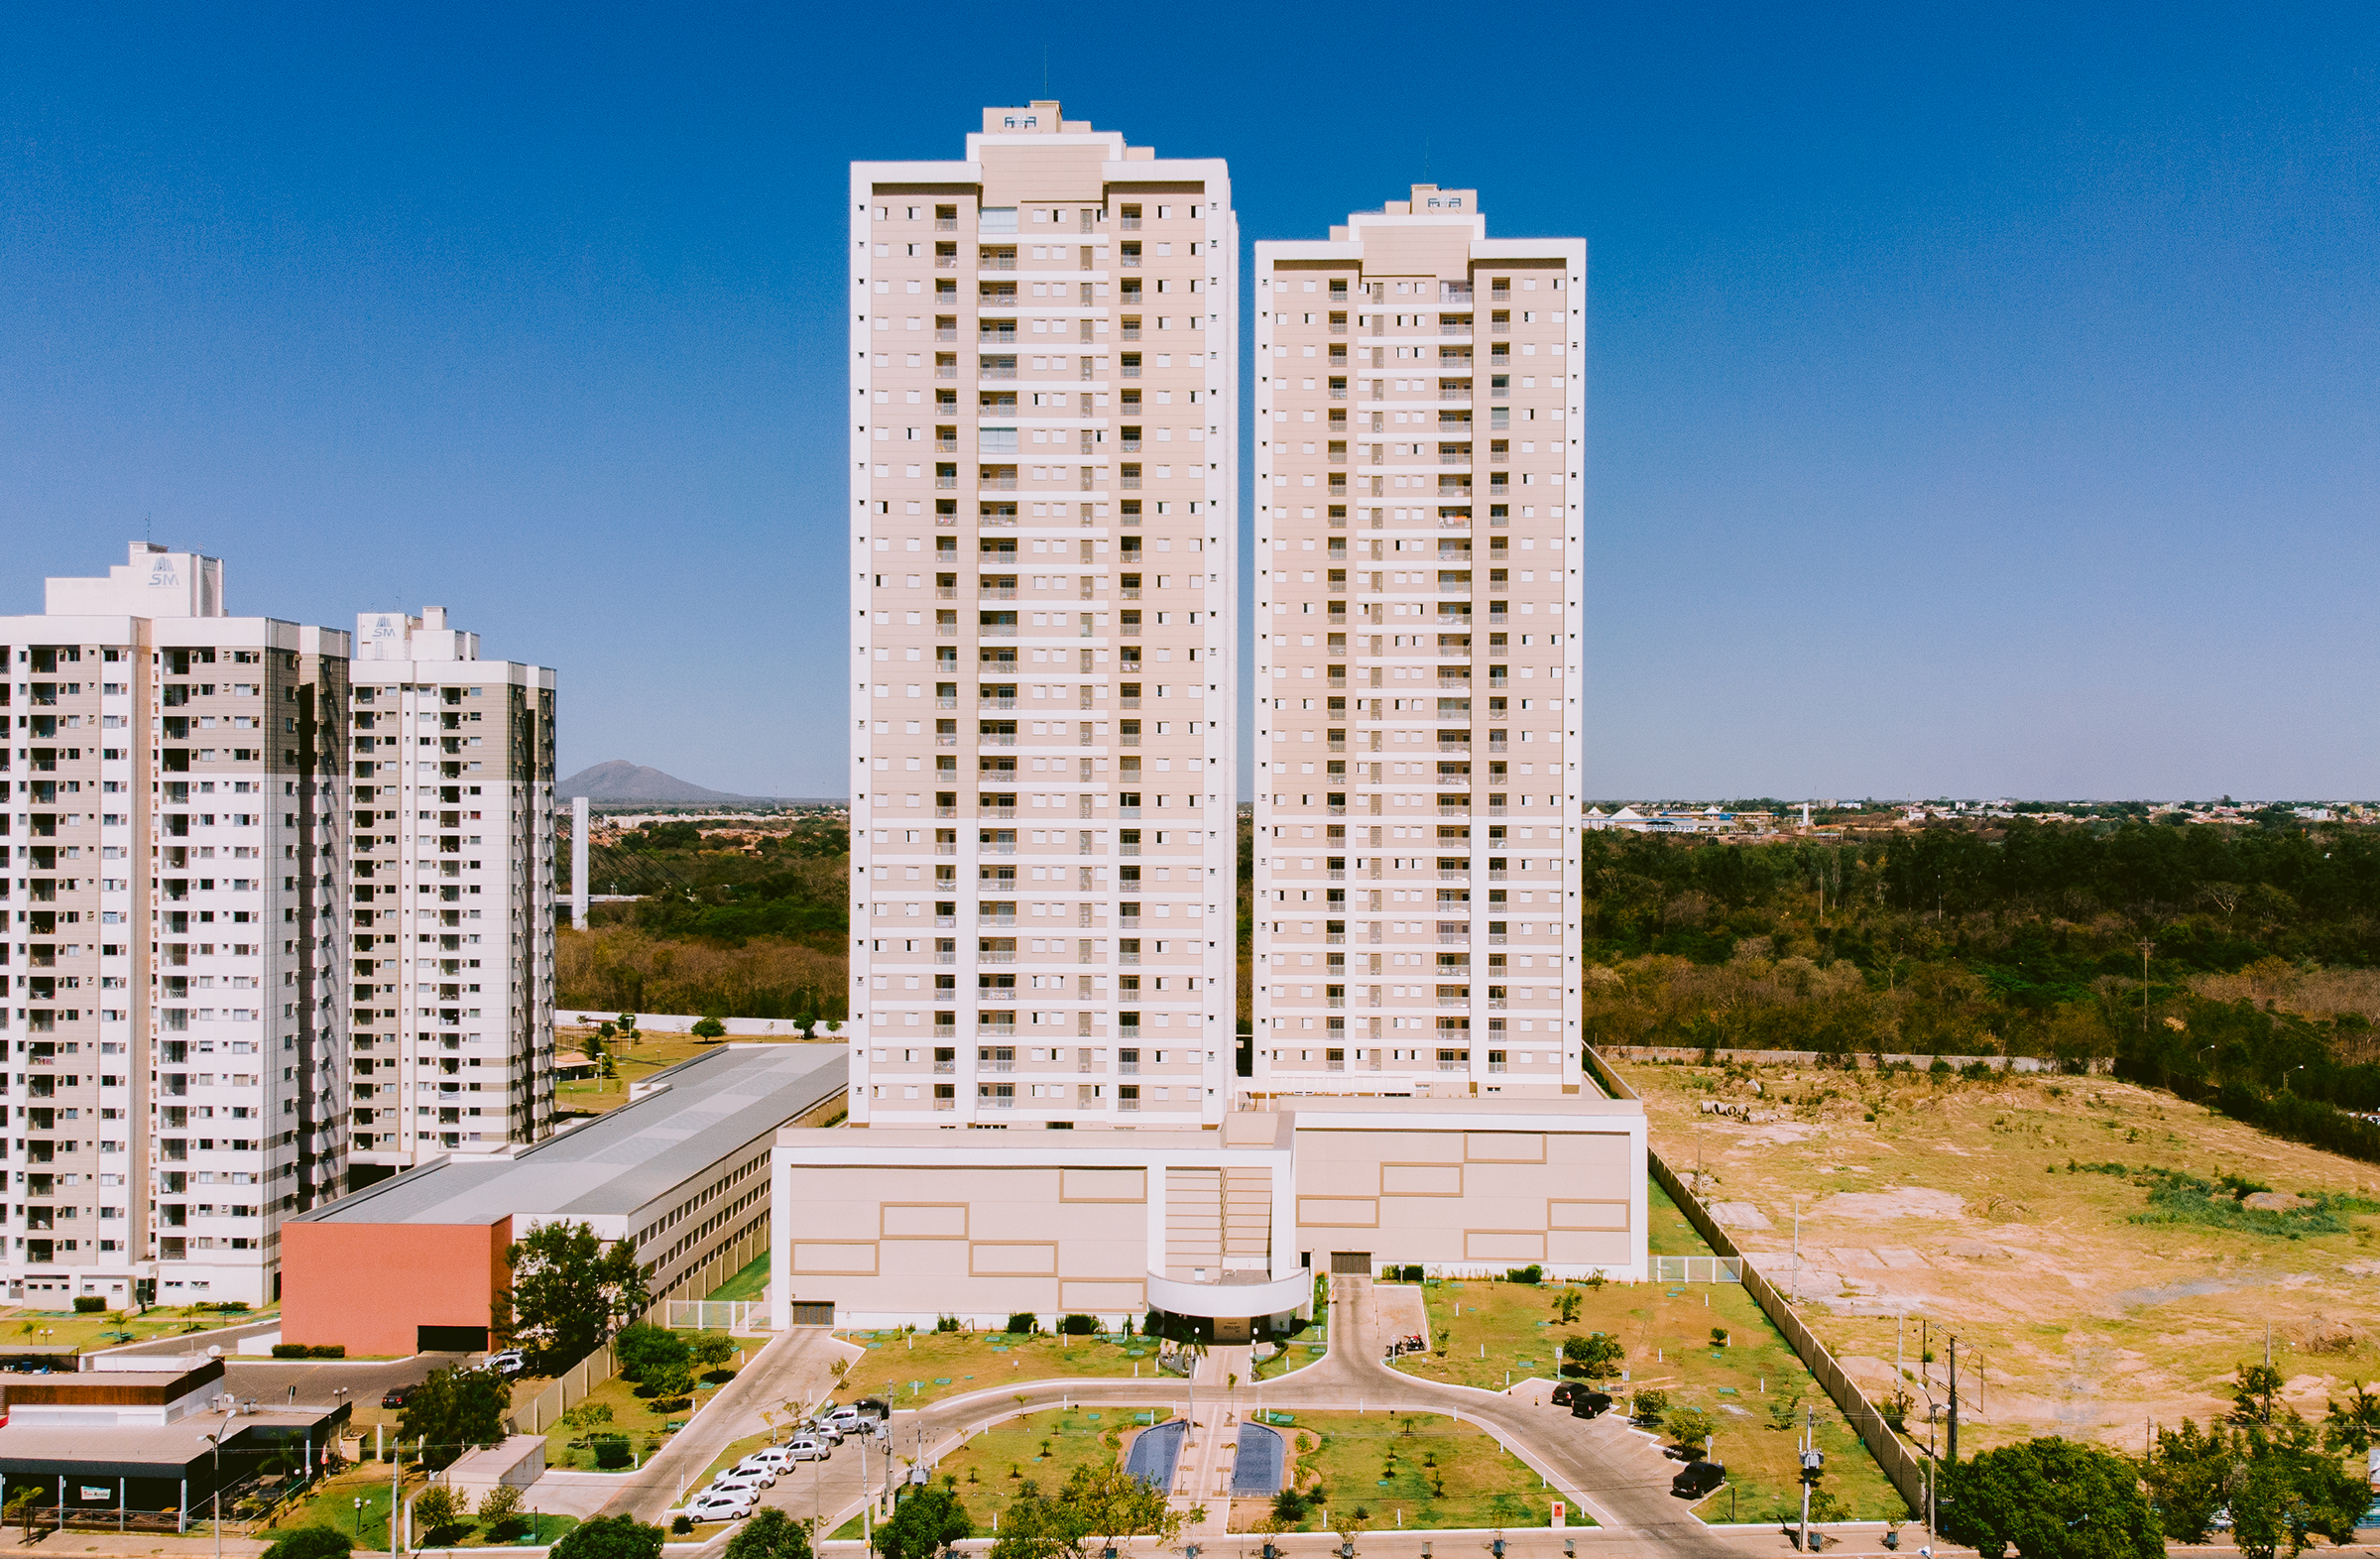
<box><xmin>709</xmin><ymin>1471</ymin><xmax>774</xmax><ymax>1497</ymax></box>
<box><xmin>782</xmin><ymin>1436</ymin><xmax>832</xmax><ymax>1461</ymax></box>
<box><xmin>683</xmin><ymin>1492</ymin><xmax>754</xmax><ymax>1523</ymax></box>
<box><xmin>737</xmin><ymin>1449</ymin><xmax>794</xmax><ymax>1476</ymax></box>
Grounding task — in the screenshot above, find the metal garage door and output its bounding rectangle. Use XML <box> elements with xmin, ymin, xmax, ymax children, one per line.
<box><xmin>789</xmin><ymin>1301</ymin><xmax>835</xmax><ymax>1328</ymax></box>
<box><xmin>1329</xmin><ymin>1251</ymin><xmax>1372</xmax><ymax>1275</ymax></box>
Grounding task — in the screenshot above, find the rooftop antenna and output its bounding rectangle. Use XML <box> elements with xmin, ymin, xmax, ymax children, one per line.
<box><xmin>1042</xmin><ymin>46</ymin><xmax>1049</xmax><ymax>94</ymax></box>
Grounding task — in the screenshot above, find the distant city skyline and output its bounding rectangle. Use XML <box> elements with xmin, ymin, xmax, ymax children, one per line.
<box><xmin>5</xmin><ymin>4</ymin><xmax>2374</xmax><ymax>799</ymax></box>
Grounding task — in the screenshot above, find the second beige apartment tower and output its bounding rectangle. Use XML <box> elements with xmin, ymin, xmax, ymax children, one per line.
<box><xmin>1251</xmin><ymin>187</ymin><xmax>1587</xmax><ymax>1099</ymax></box>
<box><xmin>847</xmin><ymin>104</ymin><xmax>1240</xmax><ymax>1128</ymax></box>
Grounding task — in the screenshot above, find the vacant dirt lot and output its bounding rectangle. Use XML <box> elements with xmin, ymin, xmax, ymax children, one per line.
<box><xmin>1617</xmin><ymin>1057</ymin><xmax>2380</xmax><ymax>1455</ymax></box>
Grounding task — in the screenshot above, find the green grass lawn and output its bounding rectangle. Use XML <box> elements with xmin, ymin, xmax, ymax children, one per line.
<box><xmin>0</xmin><ymin>1304</ymin><xmax>276</xmax><ymax>1354</ymax></box>
<box><xmin>1270</xmin><ymin>1411</ymin><xmax>1584</xmax><ymax>1531</ymax></box>
<box><xmin>832</xmin><ymin>1328</ymin><xmax>1175</xmax><ymax>1410</ymax></box>
<box><xmin>709</xmin><ymin>1253</ymin><xmax>770</xmax><ymax>1303</ymax></box>
<box><xmin>540</xmin><ymin>1361</ymin><xmax>745</xmax><ymax>1469</ymax></box>
<box><xmin>267</xmin><ymin>1462</ymin><xmax>580</xmax><ymax>1550</ymax></box>
<box><xmin>1390</xmin><ymin>1186</ymin><xmax>1909</xmax><ymax>1523</ymax></box>
<box><xmin>927</xmin><ymin>1407</ymin><xmax>1163</xmax><ymax>1528</ymax></box>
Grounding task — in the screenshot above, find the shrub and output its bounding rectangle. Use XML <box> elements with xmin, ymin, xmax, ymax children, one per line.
<box><xmin>935</xmin><ymin>1314</ymin><xmax>962</xmax><ymax>1333</ymax></box>
<box><xmin>552</xmin><ymin>1514</ymin><xmax>665</xmax><ymax>1559</ymax></box>
<box><xmin>272</xmin><ymin>1343</ymin><xmax>310</xmax><ymax>1358</ymax></box>
<box><xmin>672</xmin><ymin>1516</ymin><xmax>694</xmax><ymax>1536</ymax></box>
<box><xmin>72</xmin><ymin>1296</ymin><xmax>109</xmax><ymax>1314</ymax></box>
<box><xmin>310</xmin><ymin>1344</ymin><xmax>346</xmax><ymax>1359</ymax></box>
<box><xmin>1667</xmin><ymin>1406</ymin><xmax>1715</xmax><ymax>1450</ymax></box>
<box><xmin>1006</xmin><ymin>1312</ymin><xmax>1038</xmax><ymax>1334</ymax></box>
<box><xmin>262</xmin><ymin>1529</ymin><xmax>356</xmax><ymax>1559</ymax></box>
<box><xmin>1504</xmin><ymin>1264</ymin><xmax>1544</xmax><ymax>1285</ymax></box>
<box><xmin>613</xmin><ymin>1322</ymin><xmax>688</xmax><ymax>1382</ymax></box>
<box><xmin>1057</xmin><ymin>1314</ymin><xmax>1099</xmax><ymax>1336</ymax></box>
<box><xmin>590</xmin><ymin>1434</ymin><xmax>635</xmax><ymax>1470</ymax></box>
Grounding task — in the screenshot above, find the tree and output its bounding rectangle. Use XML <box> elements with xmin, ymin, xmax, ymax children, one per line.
<box><xmin>263</xmin><ymin>1530</ymin><xmax>356</xmax><ymax>1559</ymax></box>
<box><xmin>1561</xmin><ymin>1332</ymin><xmax>1623</xmax><ymax>1379</ymax></box>
<box><xmin>2321</xmin><ymin>1380</ymin><xmax>2380</xmax><ymax>1456</ymax></box>
<box><xmin>2235</xmin><ymin>1363</ymin><xmax>2286</xmax><ymax>1425</ymax></box>
<box><xmin>725</xmin><ymin>1507</ymin><xmax>812</xmax><ymax>1559</ymax></box>
<box><xmin>505</xmin><ymin>1221</ymin><xmax>649</xmax><ymax>1367</ymax></box>
<box><xmin>988</xmin><ymin>1464</ymin><xmax>1196</xmax><ymax>1559</ymax></box>
<box><xmin>1551</xmin><ymin>1289</ymin><xmax>1583</xmax><ymax>1325</ymax></box>
<box><xmin>691</xmin><ymin>1016</ymin><xmax>727</xmax><ymax>1040</ymax></box>
<box><xmin>613</xmin><ymin>1323</ymin><xmax>688</xmax><ymax>1382</ymax></box>
<box><xmin>1665</xmin><ymin>1407</ymin><xmax>1715</xmax><ymax>1452</ymax></box>
<box><xmin>399</xmin><ymin>1367</ymin><xmax>511</xmax><ymax>1469</ymax></box>
<box><xmin>877</xmin><ymin>1485</ymin><xmax>974</xmax><ymax>1559</ymax></box>
<box><xmin>2228</xmin><ymin>1415</ymin><xmax>2371</xmax><ymax>1559</ymax></box>
<box><xmin>689</xmin><ymin>1332</ymin><xmax>741</xmax><ymax>1379</ymax></box>
<box><xmin>2145</xmin><ymin>1419</ymin><xmax>2236</xmax><ymax>1544</ymax></box>
<box><xmin>1943</xmin><ymin>1438</ymin><xmax>2161</xmax><ymax>1559</ymax></box>
<box><xmin>477</xmin><ymin>1486</ymin><xmax>525</xmax><ymax>1537</ymax></box>
<box><xmin>1630</xmin><ymin>1387</ymin><xmax>1669</xmax><ymax>1426</ymax></box>
<box><xmin>413</xmin><ymin>1486</ymin><xmax>467</xmax><ymax>1539</ymax></box>
<box><xmin>551</xmin><ymin>1514</ymin><xmax>666</xmax><ymax>1559</ymax></box>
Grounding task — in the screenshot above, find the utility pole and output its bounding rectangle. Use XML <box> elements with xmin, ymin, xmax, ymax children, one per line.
<box><xmin>1946</xmin><ymin>1335</ymin><xmax>1959</xmax><ymax>1465</ymax></box>
<box><xmin>1798</xmin><ymin>1403</ymin><xmax>1824</xmax><ymax>1553</ymax></box>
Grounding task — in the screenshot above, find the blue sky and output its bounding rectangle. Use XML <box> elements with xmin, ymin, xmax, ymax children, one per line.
<box><xmin>4</xmin><ymin>4</ymin><xmax>2374</xmax><ymax>801</ymax></box>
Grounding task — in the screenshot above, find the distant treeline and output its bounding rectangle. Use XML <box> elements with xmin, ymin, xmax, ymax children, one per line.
<box><xmin>1577</xmin><ymin>822</ymin><xmax>2380</xmax><ymax>1164</ymax></box>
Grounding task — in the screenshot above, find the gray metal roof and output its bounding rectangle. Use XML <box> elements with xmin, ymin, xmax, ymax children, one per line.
<box><xmin>297</xmin><ymin>1043</ymin><xmax>847</xmax><ymax>1228</ymax></box>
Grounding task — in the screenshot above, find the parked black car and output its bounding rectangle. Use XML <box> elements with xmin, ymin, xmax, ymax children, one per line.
<box><xmin>1670</xmin><ymin>1460</ymin><xmax>1726</xmax><ymax>1499</ymax></box>
<box><xmin>1549</xmin><ymin>1383</ymin><xmax>1574</xmax><ymax>1406</ymax></box>
<box><xmin>1568</xmin><ymin>1390</ymin><xmax>1613</xmax><ymax>1420</ymax></box>
<box><xmin>382</xmin><ymin>1381</ymin><xmax>420</xmax><ymax>1409</ymax></box>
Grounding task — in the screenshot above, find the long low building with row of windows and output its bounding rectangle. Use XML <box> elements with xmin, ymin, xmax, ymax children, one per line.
<box><xmin>771</xmin><ymin>1089</ymin><xmax>1645</xmax><ymax>1337</ymax></box>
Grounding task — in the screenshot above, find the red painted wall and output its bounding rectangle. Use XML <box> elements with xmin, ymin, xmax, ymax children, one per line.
<box><xmin>281</xmin><ymin>1217</ymin><xmax>511</xmax><ymax>1357</ymax></box>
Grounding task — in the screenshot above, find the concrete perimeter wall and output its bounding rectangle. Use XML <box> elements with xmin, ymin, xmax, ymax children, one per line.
<box><xmin>1584</xmin><ymin>1046</ymin><xmax>1928</xmax><ymax>1519</ymax></box>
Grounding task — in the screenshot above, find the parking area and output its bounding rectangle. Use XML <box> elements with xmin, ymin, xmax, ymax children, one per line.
<box><xmin>223</xmin><ymin>1352</ymin><xmax>471</xmax><ymax>1428</ymax></box>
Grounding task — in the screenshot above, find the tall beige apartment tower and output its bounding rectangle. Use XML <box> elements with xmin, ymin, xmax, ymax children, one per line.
<box><xmin>1250</xmin><ymin>187</ymin><xmax>1586</xmax><ymax>1100</ymax></box>
<box><xmin>847</xmin><ymin>103</ymin><xmax>1239</xmax><ymax>1128</ymax></box>
<box><xmin>3</xmin><ymin>542</ymin><xmax>350</xmax><ymax>1309</ymax></box>
<box><xmin>343</xmin><ymin>608</ymin><xmax>558</xmax><ymax>1178</ymax></box>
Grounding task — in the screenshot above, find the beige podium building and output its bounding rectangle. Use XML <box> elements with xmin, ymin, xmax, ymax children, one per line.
<box><xmin>771</xmin><ymin>1093</ymin><xmax>1645</xmax><ymax>1334</ymax></box>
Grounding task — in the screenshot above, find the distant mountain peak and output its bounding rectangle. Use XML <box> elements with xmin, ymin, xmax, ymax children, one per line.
<box><xmin>557</xmin><ymin>760</ymin><xmax>749</xmax><ymax>803</ymax></box>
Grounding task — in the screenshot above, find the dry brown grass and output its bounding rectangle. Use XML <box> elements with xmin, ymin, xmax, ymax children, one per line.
<box><xmin>1618</xmin><ymin>1057</ymin><xmax>2380</xmax><ymax>1458</ymax></box>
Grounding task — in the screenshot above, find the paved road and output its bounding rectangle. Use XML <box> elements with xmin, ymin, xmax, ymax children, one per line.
<box><xmin>714</xmin><ymin>1277</ymin><xmax>1736</xmax><ymax>1558</ymax></box>
<box><xmin>598</xmin><ymin>1326</ymin><xmax>850</xmax><ymax>1521</ymax></box>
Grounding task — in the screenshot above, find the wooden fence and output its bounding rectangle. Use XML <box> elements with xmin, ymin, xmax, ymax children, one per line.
<box><xmin>1587</xmin><ymin>1045</ymin><xmax>1930</xmax><ymax>1519</ymax></box>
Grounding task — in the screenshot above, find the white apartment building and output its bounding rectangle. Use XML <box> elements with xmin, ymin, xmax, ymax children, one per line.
<box><xmin>1250</xmin><ymin>187</ymin><xmax>1587</xmax><ymax>1100</ymax></box>
<box><xmin>344</xmin><ymin>609</ymin><xmax>558</xmax><ymax>1178</ymax></box>
<box><xmin>846</xmin><ymin>102</ymin><xmax>1239</xmax><ymax>1129</ymax></box>
<box><xmin>3</xmin><ymin>542</ymin><xmax>349</xmax><ymax>1308</ymax></box>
